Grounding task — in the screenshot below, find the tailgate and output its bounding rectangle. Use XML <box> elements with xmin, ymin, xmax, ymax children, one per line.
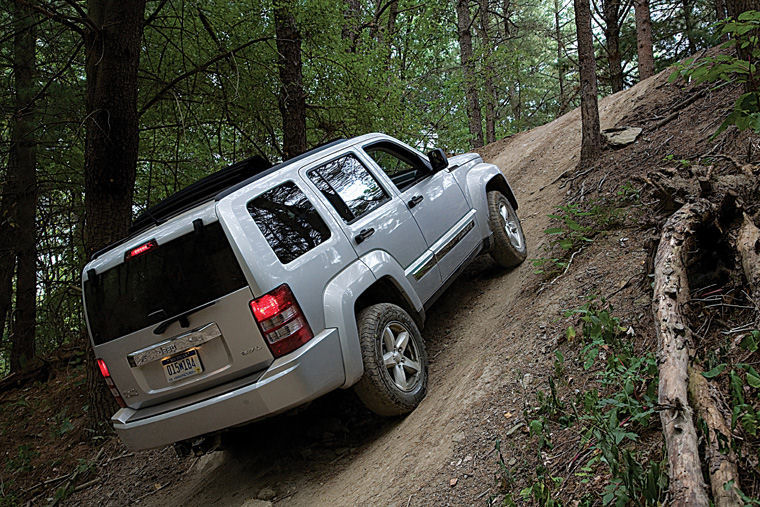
<box><xmin>84</xmin><ymin>220</ymin><xmax>273</xmax><ymax>409</ymax></box>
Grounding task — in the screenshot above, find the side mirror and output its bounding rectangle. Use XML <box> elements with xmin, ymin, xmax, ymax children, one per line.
<box><xmin>427</xmin><ymin>148</ymin><xmax>448</xmax><ymax>172</ymax></box>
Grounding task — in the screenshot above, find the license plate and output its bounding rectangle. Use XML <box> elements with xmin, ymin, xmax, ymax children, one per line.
<box><xmin>162</xmin><ymin>349</ymin><xmax>203</xmax><ymax>383</ymax></box>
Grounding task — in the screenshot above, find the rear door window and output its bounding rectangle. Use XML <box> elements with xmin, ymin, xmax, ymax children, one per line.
<box><xmin>247</xmin><ymin>181</ymin><xmax>331</xmax><ymax>264</ymax></box>
<box><xmin>307</xmin><ymin>154</ymin><xmax>389</xmax><ymax>223</ymax></box>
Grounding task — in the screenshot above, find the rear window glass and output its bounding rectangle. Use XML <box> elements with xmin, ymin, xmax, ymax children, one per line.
<box><xmin>247</xmin><ymin>181</ymin><xmax>331</xmax><ymax>264</ymax></box>
<box><xmin>84</xmin><ymin>222</ymin><xmax>247</xmax><ymax>345</ymax></box>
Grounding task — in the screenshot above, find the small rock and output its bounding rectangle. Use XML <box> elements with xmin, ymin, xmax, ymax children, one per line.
<box><xmin>257</xmin><ymin>487</ymin><xmax>276</xmax><ymax>501</ymax></box>
<box><xmin>602</xmin><ymin>126</ymin><xmax>642</xmax><ymax>147</ymax></box>
<box><xmin>450</xmin><ymin>478</ymin><xmax>458</xmax><ymax>487</ymax></box>
<box><xmin>508</xmin><ymin>457</ymin><xmax>517</xmax><ymax>466</ymax></box>
<box><xmin>452</xmin><ymin>431</ymin><xmax>466</xmax><ymax>443</ymax></box>
<box><xmin>241</xmin><ymin>501</ymin><xmax>272</xmax><ymax>507</ymax></box>
<box><xmin>463</xmin><ymin>455</ymin><xmax>473</xmax><ymax>463</ymax></box>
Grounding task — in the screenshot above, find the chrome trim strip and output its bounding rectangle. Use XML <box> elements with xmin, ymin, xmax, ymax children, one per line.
<box><xmin>405</xmin><ymin>210</ymin><xmax>477</xmax><ymax>281</ymax></box>
<box><xmin>127</xmin><ymin>323</ymin><xmax>221</xmax><ymax>367</ymax></box>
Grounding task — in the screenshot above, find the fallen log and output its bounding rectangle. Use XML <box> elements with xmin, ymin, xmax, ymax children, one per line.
<box><xmin>736</xmin><ymin>212</ymin><xmax>760</xmax><ymax>295</ymax></box>
<box><xmin>688</xmin><ymin>367</ymin><xmax>744</xmax><ymax>506</ymax></box>
<box><xmin>653</xmin><ymin>199</ymin><xmax>713</xmax><ymax>507</ymax></box>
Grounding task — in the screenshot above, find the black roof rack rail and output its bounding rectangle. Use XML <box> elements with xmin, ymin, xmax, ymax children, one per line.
<box><xmin>90</xmin><ymin>138</ymin><xmax>348</xmax><ymax>261</ymax></box>
<box><xmin>129</xmin><ymin>155</ymin><xmax>272</xmax><ymax>234</ymax></box>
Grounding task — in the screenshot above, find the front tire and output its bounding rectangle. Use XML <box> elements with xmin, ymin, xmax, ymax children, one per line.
<box><xmin>487</xmin><ymin>190</ymin><xmax>527</xmax><ymax>268</ymax></box>
<box><xmin>353</xmin><ymin>303</ymin><xmax>428</xmax><ymax>416</ymax></box>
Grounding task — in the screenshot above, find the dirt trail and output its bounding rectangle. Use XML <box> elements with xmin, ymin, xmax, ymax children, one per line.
<box><xmin>144</xmin><ymin>74</ymin><xmax>664</xmax><ymax>507</ymax></box>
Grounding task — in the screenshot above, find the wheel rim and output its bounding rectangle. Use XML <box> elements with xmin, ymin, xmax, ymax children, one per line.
<box><xmin>499</xmin><ymin>202</ymin><xmax>523</xmax><ymax>250</ymax></box>
<box><xmin>380</xmin><ymin>321</ymin><xmax>422</xmax><ymax>392</ymax></box>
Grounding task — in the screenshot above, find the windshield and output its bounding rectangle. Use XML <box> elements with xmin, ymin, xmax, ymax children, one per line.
<box><xmin>84</xmin><ymin>221</ymin><xmax>247</xmax><ymax>345</ymax></box>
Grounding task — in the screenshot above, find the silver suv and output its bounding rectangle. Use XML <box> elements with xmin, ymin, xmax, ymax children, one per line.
<box><xmin>82</xmin><ymin>133</ymin><xmax>526</xmax><ymax>450</ymax></box>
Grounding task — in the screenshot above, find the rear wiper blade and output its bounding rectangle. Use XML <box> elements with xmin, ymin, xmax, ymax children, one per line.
<box><xmin>153</xmin><ymin>301</ymin><xmax>216</xmax><ymax>335</ymax></box>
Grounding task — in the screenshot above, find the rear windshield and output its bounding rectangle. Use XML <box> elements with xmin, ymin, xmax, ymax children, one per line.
<box><xmin>84</xmin><ymin>222</ymin><xmax>247</xmax><ymax>345</ymax></box>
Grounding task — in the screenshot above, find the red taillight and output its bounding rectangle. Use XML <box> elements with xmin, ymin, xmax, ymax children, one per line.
<box><xmin>97</xmin><ymin>358</ymin><xmax>110</xmax><ymax>377</ymax></box>
<box><xmin>250</xmin><ymin>284</ymin><xmax>314</xmax><ymax>358</ymax></box>
<box><xmin>96</xmin><ymin>358</ymin><xmax>126</xmax><ymax>408</ymax></box>
<box><xmin>125</xmin><ymin>239</ymin><xmax>157</xmax><ymax>260</ymax></box>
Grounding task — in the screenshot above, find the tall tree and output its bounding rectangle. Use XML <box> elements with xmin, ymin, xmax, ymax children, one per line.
<box><xmin>634</xmin><ymin>0</ymin><xmax>655</xmax><ymax>80</ymax></box>
<box><xmin>597</xmin><ymin>0</ymin><xmax>631</xmax><ymax>92</ymax></box>
<box><xmin>574</xmin><ymin>0</ymin><xmax>602</xmax><ymax>165</ymax></box>
<box><xmin>479</xmin><ymin>0</ymin><xmax>497</xmax><ymax>144</ymax></box>
<box><xmin>275</xmin><ymin>0</ymin><xmax>308</xmax><ymax>159</ymax></box>
<box><xmin>456</xmin><ymin>0</ymin><xmax>484</xmax><ymax>148</ymax></box>
<box><xmin>83</xmin><ymin>0</ymin><xmax>147</xmax><ymax>423</ymax></box>
<box><xmin>9</xmin><ymin>0</ymin><xmax>38</xmax><ymax>372</ymax></box>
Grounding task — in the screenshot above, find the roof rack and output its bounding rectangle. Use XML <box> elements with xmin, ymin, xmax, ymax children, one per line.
<box><xmin>129</xmin><ymin>155</ymin><xmax>271</xmax><ymax>234</ymax></box>
<box><xmin>90</xmin><ymin>138</ymin><xmax>347</xmax><ymax>261</ymax></box>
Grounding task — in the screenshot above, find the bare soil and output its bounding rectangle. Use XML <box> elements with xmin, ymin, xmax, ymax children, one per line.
<box><xmin>2</xmin><ymin>52</ymin><xmax>757</xmax><ymax>506</ymax></box>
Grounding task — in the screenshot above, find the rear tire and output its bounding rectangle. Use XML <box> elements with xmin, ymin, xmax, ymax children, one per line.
<box><xmin>353</xmin><ymin>303</ymin><xmax>428</xmax><ymax>416</ymax></box>
<box><xmin>487</xmin><ymin>190</ymin><xmax>527</xmax><ymax>268</ymax></box>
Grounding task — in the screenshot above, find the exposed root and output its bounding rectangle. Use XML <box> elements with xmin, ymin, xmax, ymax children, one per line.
<box><xmin>688</xmin><ymin>366</ymin><xmax>744</xmax><ymax>506</ymax></box>
<box><xmin>653</xmin><ymin>199</ymin><xmax>714</xmax><ymax>506</ymax></box>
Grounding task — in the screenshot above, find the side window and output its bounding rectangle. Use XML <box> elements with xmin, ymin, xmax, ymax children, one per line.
<box><xmin>247</xmin><ymin>182</ymin><xmax>330</xmax><ymax>264</ymax></box>
<box><xmin>308</xmin><ymin>154</ymin><xmax>389</xmax><ymax>223</ymax></box>
<box><xmin>364</xmin><ymin>143</ymin><xmax>429</xmax><ymax>192</ymax></box>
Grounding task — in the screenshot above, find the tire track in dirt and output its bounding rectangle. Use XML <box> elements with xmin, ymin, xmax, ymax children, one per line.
<box><xmin>146</xmin><ymin>72</ymin><xmax>666</xmax><ymax>507</ymax></box>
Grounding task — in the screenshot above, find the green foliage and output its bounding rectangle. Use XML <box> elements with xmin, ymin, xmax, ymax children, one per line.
<box><xmin>4</xmin><ymin>444</ymin><xmax>38</xmax><ymax>474</ymax></box>
<box><xmin>531</xmin><ymin>186</ymin><xmax>639</xmax><ymax>278</ymax></box>
<box><xmin>499</xmin><ymin>301</ymin><xmax>666</xmax><ymax>505</ymax></box>
<box><xmin>669</xmin><ymin>10</ymin><xmax>760</xmax><ymax>136</ymax></box>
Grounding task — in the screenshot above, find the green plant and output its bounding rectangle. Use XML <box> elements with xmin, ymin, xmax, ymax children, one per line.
<box><xmin>669</xmin><ymin>11</ymin><xmax>760</xmax><ymax>136</ymax></box>
<box><xmin>5</xmin><ymin>444</ymin><xmax>38</xmax><ymax>474</ymax></box>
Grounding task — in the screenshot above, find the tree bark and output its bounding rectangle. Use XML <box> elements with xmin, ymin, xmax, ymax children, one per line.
<box><xmin>603</xmin><ymin>0</ymin><xmax>624</xmax><ymax>92</ymax></box>
<box><xmin>83</xmin><ymin>0</ymin><xmax>147</xmax><ymax>425</ymax></box>
<box><xmin>274</xmin><ymin>0</ymin><xmax>308</xmax><ymax>159</ymax></box>
<box><xmin>9</xmin><ymin>0</ymin><xmax>38</xmax><ymax>372</ymax></box>
<box><xmin>456</xmin><ymin>0</ymin><xmax>484</xmax><ymax>149</ymax></box>
<box><xmin>725</xmin><ymin>0</ymin><xmax>760</xmax><ymax>17</ymax></box>
<box><xmin>683</xmin><ymin>0</ymin><xmax>698</xmax><ymax>54</ymax></box>
<box><xmin>342</xmin><ymin>0</ymin><xmax>362</xmax><ymax>52</ymax></box>
<box><xmin>715</xmin><ymin>0</ymin><xmax>728</xmax><ymax>20</ymax></box>
<box><xmin>634</xmin><ymin>0</ymin><xmax>655</xmax><ymax>80</ymax></box>
<box><xmin>653</xmin><ymin>200</ymin><xmax>712</xmax><ymax>507</ymax></box>
<box><xmin>574</xmin><ymin>0</ymin><xmax>602</xmax><ymax>166</ymax></box>
<box><xmin>479</xmin><ymin>0</ymin><xmax>496</xmax><ymax>144</ymax></box>
<box><xmin>737</xmin><ymin>212</ymin><xmax>760</xmax><ymax>294</ymax></box>
<box><xmin>688</xmin><ymin>367</ymin><xmax>744</xmax><ymax>506</ymax></box>
<box><xmin>555</xmin><ymin>0</ymin><xmax>567</xmax><ymax>115</ymax></box>
<box><xmin>726</xmin><ymin>0</ymin><xmax>760</xmax><ymax>92</ymax></box>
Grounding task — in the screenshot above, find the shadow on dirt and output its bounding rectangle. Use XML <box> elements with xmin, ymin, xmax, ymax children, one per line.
<box><xmin>174</xmin><ymin>255</ymin><xmax>502</xmax><ymax>504</ymax></box>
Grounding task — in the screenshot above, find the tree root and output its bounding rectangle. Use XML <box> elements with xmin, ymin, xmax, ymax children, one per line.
<box><xmin>736</xmin><ymin>212</ymin><xmax>760</xmax><ymax>294</ymax></box>
<box><xmin>653</xmin><ymin>199</ymin><xmax>713</xmax><ymax>506</ymax></box>
<box><xmin>688</xmin><ymin>366</ymin><xmax>744</xmax><ymax>506</ymax></box>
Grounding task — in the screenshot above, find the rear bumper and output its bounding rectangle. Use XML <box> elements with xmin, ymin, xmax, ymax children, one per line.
<box><xmin>112</xmin><ymin>328</ymin><xmax>345</xmax><ymax>450</ymax></box>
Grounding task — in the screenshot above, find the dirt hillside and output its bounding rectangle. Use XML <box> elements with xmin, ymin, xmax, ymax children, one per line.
<box><xmin>3</xmin><ymin>52</ymin><xmax>755</xmax><ymax>506</ymax></box>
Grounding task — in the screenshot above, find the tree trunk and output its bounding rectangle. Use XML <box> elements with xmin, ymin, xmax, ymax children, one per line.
<box><xmin>715</xmin><ymin>0</ymin><xmax>728</xmax><ymax>20</ymax></box>
<box><xmin>84</xmin><ymin>0</ymin><xmax>147</xmax><ymax>425</ymax></box>
<box><xmin>683</xmin><ymin>0</ymin><xmax>698</xmax><ymax>54</ymax></box>
<box><xmin>479</xmin><ymin>0</ymin><xmax>496</xmax><ymax>144</ymax></box>
<box><xmin>456</xmin><ymin>0</ymin><xmax>484</xmax><ymax>149</ymax></box>
<box><xmin>603</xmin><ymin>0</ymin><xmax>624</xmax><ymax>92</ymax></box>
<box><xmin>341</xmin><ymin>0</ymin><xmax>361</xmax><ymax>52</ymax></box>
<box><xmin>574</xmin><ymin>0</ymin><xmax>602</xmax><ymax>166</ymax></box>
<box><xmin>274</xmin><ymin>0</ymin><xmax>308</xmax><ymax>159</ymax></box>
<box><xmin>653</xmin><ymin>200</ymin><xmax>712</xmax><ymax>507</ymax></box>
<box><xmin>634</xmin><ymin>0</ymin><xmax>655</xmax><ymax>80</ymax></box>
<box><xmin>555</xmin><ymin>0</ymin><xmax>567</xmax><ymax>115</ymax></box>
<box><xmin>688</xmin><ymin>367</ymin><xmax>744</xmax><ymax>506</ymax></box>
<box><xmin>9</xmin><ymin>0</ymin><xmax>38</xmax><ymax>372</ymax></box>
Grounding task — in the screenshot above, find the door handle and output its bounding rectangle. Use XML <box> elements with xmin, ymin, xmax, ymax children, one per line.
<box><xmin>355</xmin><ymin>228</ymin><xmax>375</xmax><ymax>244</ymax></box>
<box><xmin>408</xmin><ymin>195</ymin><xmax>424</xmax><ymax>208</ymax></box>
